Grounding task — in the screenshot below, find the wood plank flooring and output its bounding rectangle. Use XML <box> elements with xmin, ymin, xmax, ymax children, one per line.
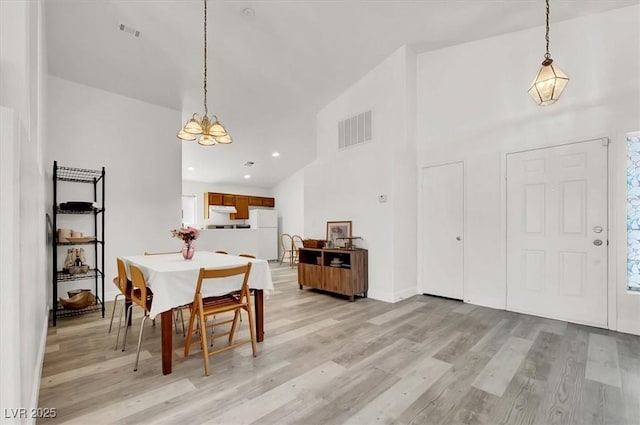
<box><xmin>39</xmin><ymin>264</ymin><xmax>640</xmax><ymax>424</ymax></box>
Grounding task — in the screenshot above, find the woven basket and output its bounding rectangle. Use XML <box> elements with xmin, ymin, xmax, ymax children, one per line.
<box><xmin>302</xmin><ymin>239</ymin><xmax>327</xmax><ymax>249</ymax></box>
<box><xmin>59</xmin><ymin>291</ymin><xmax>95</xmax><ymax>310</ymax></box>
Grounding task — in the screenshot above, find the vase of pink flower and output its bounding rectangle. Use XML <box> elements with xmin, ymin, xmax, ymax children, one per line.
<box><xmin>171</xmin><ymin>227</ymin><xmax>200</xmax><ymax>260</ymax></box>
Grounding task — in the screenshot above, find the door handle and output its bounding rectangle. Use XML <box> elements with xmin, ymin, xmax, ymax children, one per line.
<box><xmin>593</xmin><ymin>239</ymin><xmax>603</xmax><ymax>246</ymax></box>
<box><xmin>456</xmin><ymin>236</ymin><xmax>462</xmax><ymax>241</ymax></box>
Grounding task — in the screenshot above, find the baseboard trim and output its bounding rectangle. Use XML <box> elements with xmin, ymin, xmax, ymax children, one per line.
<box><xmin>27</xmin><ymin>306</ymin><xmax>49</xmax><ymax>425</ymax></box>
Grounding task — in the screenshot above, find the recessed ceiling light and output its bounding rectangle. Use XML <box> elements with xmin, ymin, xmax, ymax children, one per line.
<box><xmin>244</xmin><ymin>174</ymin><xmax>251</xmax><ymax>179</ymax></box>
<box><xmin>187</xmin><ymin>167</ymin><xmax>195</xmax><ymax>171</ymax></box>
<box><xmin>241</xmin><ymin>7</ymin><xmax>255</xmax><ymax>18</ymax></box>
<box><xmin>272</xmin><ymin>152</ymin><xmax>280</xmax><ymax>157</ymax></box>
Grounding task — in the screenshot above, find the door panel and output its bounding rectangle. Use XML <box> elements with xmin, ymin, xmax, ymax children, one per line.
<box><xmin>506</xmin><ymin>139</ymin><xmax>607</xmax><ymax>327</ymax></box>
<box><xmin>421</xmin><ymin>162</ymin><xmax>464</xmax><ymax>299</ymax></box>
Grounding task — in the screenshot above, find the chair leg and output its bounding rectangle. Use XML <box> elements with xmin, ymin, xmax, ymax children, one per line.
<box><xmin>114</xmin><ymin>301</ymin><xmax>126</xmax><ymax>350</ymax></box>
<box><xmin>108</xmin><ymin>293</ymin><xmax>124</xmax><ymax>333</ymax></box>
<box><xmin>133</xmin><ymin>315</ymin><xmax>148</xmax><ymax>372</ymax></box>
<box><xmin>246</xmin><ymin>305</ymin><xmax>258</xmax><ymax>357</ymax></box>
<box><xmin>121</xmin><ymin>304</ymin><xmax>133</xmax><ymax>352</ymax></box>
<box><xmin>198</xmin><ymin>309</ymin><xmax>211</xmax><ymax>376</ymax></box>
<box><xmin>184</xmin><ymin>305</ymin><xmax>197</xmax><ymax>357</ymax></box>
<box><xmin>228</xmin><ymin>310</ymin><xmax>240</xmax><ymax>345</ymax></box>
<box><xmin>180</xmin><ymin>307</ymin><xmax>186</xmax><ymax>337</ymax></box>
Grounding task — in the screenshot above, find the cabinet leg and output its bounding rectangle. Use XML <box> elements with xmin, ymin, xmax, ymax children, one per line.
<box><xmin>364</xmin><ymin>292</ymin><xmax>368</xmax><ymax>298</ymax></box>
<box><xmin>299</xmin><ymin>284</ymin><xmax>303</xmax><ymax>290</ymax></box>
<box><xmin>349</xmin><ymin>295</ymin><xmax>355</xmax><ymax>302</ymax></box>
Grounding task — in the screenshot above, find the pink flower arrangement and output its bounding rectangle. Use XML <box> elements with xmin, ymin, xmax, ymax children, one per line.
<box><xmin>171</xmin><ymin>227</ymin><xmax>200</xmax><ymax>243</ymax></box>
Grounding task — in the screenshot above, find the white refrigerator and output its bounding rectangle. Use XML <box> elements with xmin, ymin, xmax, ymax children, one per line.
<box><xmin>248</xmin><ymin>209</ymin><xmax>278</xmax><ymax>260</ymax></box>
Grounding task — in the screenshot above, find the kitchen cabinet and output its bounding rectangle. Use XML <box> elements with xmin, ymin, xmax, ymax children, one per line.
<box><xmin>298</xmin><ymin>248</ymin><xmax>368</xmax><ymax>301</ymax></box>
<box><xmin>209</xmin><ymin>193</ymin><xmax>223</xmax><ymax>205</ymax></box>
<box><xmin>232</xmin><ymin>195</ymin><xmax>249</xmax><ymax>219</ymax></box>
<box><xmin>204</xmin><ymin>192</ymin><xmax>275</xmax><ymax>219</ymax></box>
<box><xmin>51</xmin><ymin>161</ymin><xmax>106</xmax><ymax>326</ymax></box>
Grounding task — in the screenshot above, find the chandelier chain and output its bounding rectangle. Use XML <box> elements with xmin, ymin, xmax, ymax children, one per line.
<box><xmin>544</xmin><ymin>0</ymin><xmax>550</xmax><ymax>59</ymax></box>
<box><xmin>203</xmin><ymin>0</ymin><xmax>208</xmax><ymax>116</ymax></box>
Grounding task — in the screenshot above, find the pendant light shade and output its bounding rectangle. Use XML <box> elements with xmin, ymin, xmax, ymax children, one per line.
<box><xmin>177</xmin><ymin>0</ymin><xmax>232</xmax><ymax>145</ymax></box>
<box><xmin>528</xmin><ymin>0</ymin><xmax>569</xmax><ymax>106</ymax></box>
<box><xmin>198</xmin><ymin>134</ymin><xmax>217</xmax><ymax>146</ymax></box>
<box><xmin>528</xmin><ymin>58</ymin><xmax>569</xmax><ymax>106</ymax></box>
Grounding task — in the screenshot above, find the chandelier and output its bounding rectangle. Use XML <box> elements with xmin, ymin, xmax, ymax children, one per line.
<box><xmin>528</xmin><ymin>0</ymin><xmax>569</xmax><ymax>106</ymax></box>
<box><xmin>177</xmin><ymin>0</ymin><xmax>232</xmax><ymax>145</ymax></box>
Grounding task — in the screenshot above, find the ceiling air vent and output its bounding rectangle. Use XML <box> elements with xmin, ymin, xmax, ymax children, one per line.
<box><xmin>119</xmin><ymin>24</ymin><xmax>141</xmax><ymax>38</ymax></box>
<box><xmin>338</xmin><ymin>110</ymin><xmax>372</xmax><ymax>150</ymax></box>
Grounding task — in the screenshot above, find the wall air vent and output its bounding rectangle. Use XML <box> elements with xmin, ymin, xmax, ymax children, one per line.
<box><xmin>119</xmin><ymin>24</ymin><xmax>141</xmax><ymax>38</ymax></box>
<box><xmin>338</xmin><ymin>110</ymin><xmax>372</xmax><ymax>150</ymax></box>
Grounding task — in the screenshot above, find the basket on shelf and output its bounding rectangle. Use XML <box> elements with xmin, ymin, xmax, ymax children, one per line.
<box><xmin>59</xmin><ymin>290</ymin><xmax>95</xmax><ymax>310</ymax></box>
<box><xmin>302</xmin><ymin>239</ymin><xmax>327</xmax><ymax>249</ymax></box>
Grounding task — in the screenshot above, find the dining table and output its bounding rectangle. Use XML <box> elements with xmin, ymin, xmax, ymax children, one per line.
<box><xmin>120</xmin><ymin>251</ymin><xmax>274</xmax><ymax>375</ymax></box>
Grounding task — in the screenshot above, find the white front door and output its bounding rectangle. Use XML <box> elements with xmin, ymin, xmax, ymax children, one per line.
<box><xmin>506</xmin><ymin>139</ymin><xmax>608</xmax><ymax>327</ymax></box>
<box><xmin>421</xmin><ymin>162</ymin><xmax>464</xmax><ymax>299</ymax></box>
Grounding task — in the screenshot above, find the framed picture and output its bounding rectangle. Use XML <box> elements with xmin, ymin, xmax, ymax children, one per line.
<box><xmin>326</xmin><ymin>221</ymin><xmax>352</xmax><ymax>248</ymax></box>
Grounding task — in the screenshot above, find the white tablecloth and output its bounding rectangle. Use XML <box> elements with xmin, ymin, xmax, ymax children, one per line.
<box><xmin>121</xmin><ymin>252</ymin><xmax>274</xmax><ymax>319</ymax></box>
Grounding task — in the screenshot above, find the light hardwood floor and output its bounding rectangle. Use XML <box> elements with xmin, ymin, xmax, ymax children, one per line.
<box><xmin>39</xmin><ymin>264</ymin><xmax>640</xmax><ymax>424</ymax></box>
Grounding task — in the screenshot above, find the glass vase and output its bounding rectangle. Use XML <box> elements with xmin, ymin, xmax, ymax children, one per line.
<box><xmin>182</xmin><ymin>241</ymin><xmax>195</xmax><ymax>260</ymax></box>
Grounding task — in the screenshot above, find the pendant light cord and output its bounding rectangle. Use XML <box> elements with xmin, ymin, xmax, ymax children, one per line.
<box><xmin>203</xmin><ymin>0</ymin><xmax>208</xmax><ymax>116</ymax></box>
<box><xmin>545</xmin><ymin>0</ymin><xmax>550</xmax><ymax>59</ymax></box>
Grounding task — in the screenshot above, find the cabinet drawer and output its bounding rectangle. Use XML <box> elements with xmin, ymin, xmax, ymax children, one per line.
<box><xmin>298</xmin><ymin>263</ymin><xmax>323</xmax><ymax>289</ymax></box>
<box><xmin>323</xmin><ymin>267</ymin><xmax>352</xmax><ymax>295</ymax></box>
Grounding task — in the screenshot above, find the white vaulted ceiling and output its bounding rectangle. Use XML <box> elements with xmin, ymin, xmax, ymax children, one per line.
<box><xmin>45</xmin><ymin>0</ymin><xmax>639</xmax><ymax>187</ymax></box>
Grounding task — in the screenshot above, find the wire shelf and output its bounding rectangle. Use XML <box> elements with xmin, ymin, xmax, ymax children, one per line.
<box><xmin>56</xmin><ymin>166</ymin><xmax>103</xmax><ymax>183</ymax></box>
<box><xmin>55</xmin><ymin>207</ymin><xmax>103</xmax><ymax>215</ymax></box>
<box><xmin>55</xmin><ymin>297</ymin><xmax>103</xmax><ymax>318</ymax></box>
<box><xmin>56</xmin><ymin>269</ymin><xmax>103</xmax><ymax>282</ymax></box>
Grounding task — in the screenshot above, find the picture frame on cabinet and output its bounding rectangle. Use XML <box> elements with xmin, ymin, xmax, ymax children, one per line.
<box><xmin>326</xmin><ymin>221</ymin><xmax>352</xmax><ymax>248</ymax></box>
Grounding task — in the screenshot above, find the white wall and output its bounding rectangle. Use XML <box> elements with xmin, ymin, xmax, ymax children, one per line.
<box><xmin>0</xmin><ymin>0</ymin><xmax>48</xmax><ymax>422</ymax></box>
<box><xmin>416</xmin><ymin>6</ymin><xmax>640</xmax><ymax>334</ymax></box>
<box><xmin>46</xmin><ymin>76</ymin><xmax>182</xmax><ymax>302</ymax></box>
<box><xmin>272</xmin><ymin>168</ymin><xmax>305</xmax><ymax>257</ymax></box>
<box><xmin>307</xmin><ymin>46</ymin><xmax>417</xmax><ymax>302</ymax></box>
<box><xmin>182</xmin><ymin>180</ymin><xmax>273</xmax><ymax>227</ymax></box>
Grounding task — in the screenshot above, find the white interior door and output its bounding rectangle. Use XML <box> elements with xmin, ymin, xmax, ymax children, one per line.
<box><xmin>506</xmin><ymin>139</ymin><xmax>608</xmax><ymax>327</ymax></box>
<box><xmin>421</xmin><ymin>162</ymin><xmax>464</xmax><ymax>299</ymax></box>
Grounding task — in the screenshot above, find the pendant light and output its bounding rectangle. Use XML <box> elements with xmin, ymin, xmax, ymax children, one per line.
<box><xmin>177</xmin><ymin>0</ymin><xmax>232</xmax><ymax>145</ymax></box>
<box><xmin>528</xmin><ymin>0</ymin><xmax>569</xmax><ymax>106</ymax></box>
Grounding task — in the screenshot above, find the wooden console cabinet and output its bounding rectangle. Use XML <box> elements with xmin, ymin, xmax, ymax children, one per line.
<box><xmin>298</xmin><ymin>248</ymin><xmax>368</xmax><ymax>301</ymax></box>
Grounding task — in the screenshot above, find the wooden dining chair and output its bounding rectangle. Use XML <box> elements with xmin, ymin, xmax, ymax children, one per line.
<box><xmin>279</xmin><ymin>233</ymin><xmax>294</xmax><ymax>266</ymax></box>
<box><xmin>144</xmin><ymin>250</ymin><xmax>185</xmax><ymax>335</ymax></box>
<box><xmin>291</xmin><ymin>235</ymin><xmax>304</xmax><ymax>265</ymax></box>
<box><xmin>108</xmin><ymin>258</ymin><xmax>131</xmax><ymax>340</ymax></box>
<box><xmin>215</xmin><ymin>250</ymin><xmax>228</xmax><ymax>254</ymax></box>
<box><xmin>120</xmin><ymin>264</ymin><xmax>154</xmax><ymax>371</ymax></box>
<box><xmin>184</xmin><ymin>263</ymin><xmax>257</xmax><ymax>376</ymax></box>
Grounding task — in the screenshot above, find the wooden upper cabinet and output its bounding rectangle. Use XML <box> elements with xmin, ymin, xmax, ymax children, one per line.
<box><xmin>262</xmin><ymin>197</ymin><xmax>275</xmax><ymax>208</ymax></box>
<box><xmin>222</xmin><ymin>195</ymin><xmax>235</xmax><ymax>206</ymax></box>
<box><xmin>209</xmin><ymin>193</ymin><xmax>223</xmax><ymax>205</ymax></box>
<box><xmin>233</xmin><ymin>196</ymin><xmax>249</xmax><ymax>219</ymax></box>
<box><xmin>249</xmin><ymin>196</ymin><xmax>262</xmax><ymax>206</ymax></box>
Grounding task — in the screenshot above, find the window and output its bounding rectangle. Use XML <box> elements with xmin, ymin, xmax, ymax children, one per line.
<box><xmin>628</xmin><ymin>133</ymin><xmax>640</xmax><ymax>291</ymax></box>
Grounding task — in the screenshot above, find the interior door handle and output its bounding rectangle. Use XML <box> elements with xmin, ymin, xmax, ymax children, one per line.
<box><xmin>456</xmin><ymin>236</ymin><xmax>462</xmax><ymax>241</ymax></box>
<box><xmin>593</xmin><ymin>239</ymin><xmax>603</xmax><ymax>246</ymax></box>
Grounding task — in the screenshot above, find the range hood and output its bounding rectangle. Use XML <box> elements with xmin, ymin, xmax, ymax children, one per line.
<box><xmin>209</xmin><ymin>205</ymin><xmax>237</xmax><ymax>213</ymax></box>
